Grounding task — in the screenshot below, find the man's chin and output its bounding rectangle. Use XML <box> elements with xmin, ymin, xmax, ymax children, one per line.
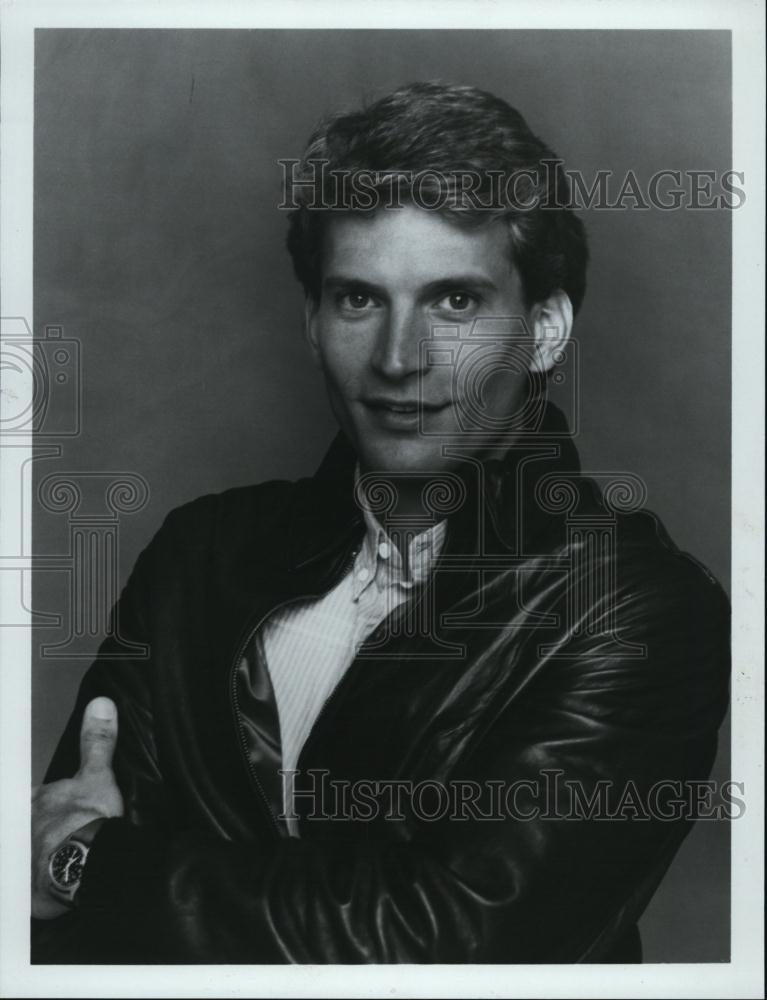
<box><xmin>355</xmin><ymin>441</ymin><xmax>459</xmax><ymax>478</ymax></box>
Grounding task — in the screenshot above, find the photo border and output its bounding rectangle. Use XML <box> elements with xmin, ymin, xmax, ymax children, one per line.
<box><xmin>1</xmin><ymin>1</ymin><xmax>763</xmax><ymax>996</ymax></box>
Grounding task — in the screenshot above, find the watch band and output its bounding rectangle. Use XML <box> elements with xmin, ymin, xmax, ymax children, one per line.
<box><xmin>46</xmin><ymin>818</ymin><xmax>106</xmax><ymax>906</ymax></box>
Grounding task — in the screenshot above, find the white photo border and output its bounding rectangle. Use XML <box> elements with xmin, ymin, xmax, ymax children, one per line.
<box><xmin>1</xmin><ymin>1</ymin><xmax>763</xmax><ymax>997</ymax></box>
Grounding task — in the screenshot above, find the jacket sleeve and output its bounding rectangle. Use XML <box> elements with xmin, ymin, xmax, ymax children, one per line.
<box><xmin>32</xmin><ymin>510</ymin><xmax>731</xmax><ymax>964</ymax></box>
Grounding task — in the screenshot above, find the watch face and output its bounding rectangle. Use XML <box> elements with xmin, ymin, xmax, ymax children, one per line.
<box><xmin>49</xmin><ymin>842</ymin><xmax>86</xmax><ymax>890</ymax></box>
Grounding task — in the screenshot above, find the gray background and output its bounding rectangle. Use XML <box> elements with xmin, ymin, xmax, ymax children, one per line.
<box><xmin>32</xmin><ymin>29</ymin><xmax>731</xmax><ymax>961</ymax></box>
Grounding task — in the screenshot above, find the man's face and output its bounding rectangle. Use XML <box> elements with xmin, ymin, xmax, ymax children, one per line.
<box><xmin>306</xmin><ymin>204</ymin><xmax>544</xmax><ymax>477</ymax></box>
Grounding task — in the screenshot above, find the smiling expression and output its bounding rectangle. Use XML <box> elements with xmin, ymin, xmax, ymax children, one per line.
<box><xmin>306</xmin><ymin>204</ymin><xmax>553</xmax><ymax>477</ymax></box>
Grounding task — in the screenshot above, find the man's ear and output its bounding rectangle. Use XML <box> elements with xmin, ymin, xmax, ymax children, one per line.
<box><xmin>528</xmin><ymin>289</ymin><xmax>573</xmax><ymax>373</ymax></box>
<box><xmin>304</xmin><ymin>295</ymin><xmax>322</xmax><ymax>368</ymax></box>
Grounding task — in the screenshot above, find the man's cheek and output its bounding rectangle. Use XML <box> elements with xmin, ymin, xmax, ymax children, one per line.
<box><xmin>318</xmin><ymin>342</ymin><xmax>360</xmax><ymax>390</ymax></box>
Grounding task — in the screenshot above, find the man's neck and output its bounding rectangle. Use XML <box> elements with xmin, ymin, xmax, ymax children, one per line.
<box><xmin>356</xmin><ymin>470</ymin><xmax>444</xmax><ymax>523</ymax></box>
<box><xmin>355</xmin><ymin>468</ymin><xmax>448</xmax><ymax>575</ymax></box>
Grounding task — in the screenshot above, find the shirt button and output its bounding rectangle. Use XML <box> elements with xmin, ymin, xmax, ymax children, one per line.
<box><xmin>378</xmin><ymin>542</ymin><xmax>391</xmax><ymax>560</ymax></box>
<box><xmin>357</xmin><ymin>567</ymin><xmax>370</xmax><ymax>582</ymax></box>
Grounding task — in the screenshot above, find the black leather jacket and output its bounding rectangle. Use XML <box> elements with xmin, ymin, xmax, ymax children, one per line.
<box><xmin>32</xmin><ymin>403</ymin><xmax>730</xmax><ymax>964</ymax></box>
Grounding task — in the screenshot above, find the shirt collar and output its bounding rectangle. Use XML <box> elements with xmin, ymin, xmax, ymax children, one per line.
<box><xmin>351</xmin><ymin>466</ymin><xmax>447</xmax><ymax>601</ymax></box>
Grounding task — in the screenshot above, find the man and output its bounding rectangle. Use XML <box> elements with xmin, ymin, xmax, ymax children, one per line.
<box><xmin>31</xmin><ymin>82</ymin><xmax>730</xmax><ymax>963</ymax></box>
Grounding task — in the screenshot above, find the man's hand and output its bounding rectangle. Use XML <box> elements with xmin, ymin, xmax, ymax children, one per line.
<box><xmin>32</xmin><ymin>696</ymin><xmax>124</xmax><ymax>919</ymax></box>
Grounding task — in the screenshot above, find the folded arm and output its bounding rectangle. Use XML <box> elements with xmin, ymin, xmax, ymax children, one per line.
<box><xmin>31</xmin><ymin>512</ymin><xmax>730</xmax><ymax>963</ymax></box>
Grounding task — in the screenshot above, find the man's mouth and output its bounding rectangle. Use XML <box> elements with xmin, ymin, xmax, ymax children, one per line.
<box><xmin>364</xmin><ymin>398</ymin><xmax>450</xmax><ymax>414</ymax></box>
<box><xmin>360</xmin><ymin>397</ymin><xmax>452</xmax><ymax>431</ymax></box>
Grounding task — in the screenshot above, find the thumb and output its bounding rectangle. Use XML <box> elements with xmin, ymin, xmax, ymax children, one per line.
<box><xmin>78</xmin><ymin>696</ymin><xmax>119</xmax><ymax>776</ymax></box>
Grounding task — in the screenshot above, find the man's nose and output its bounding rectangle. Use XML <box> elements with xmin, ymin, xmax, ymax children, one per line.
<box><xmin>370</xmin><ymin>304</ymin><xmax>425</xmax><ymax>380</ymax></box>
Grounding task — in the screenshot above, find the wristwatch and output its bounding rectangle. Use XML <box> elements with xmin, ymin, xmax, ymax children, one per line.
<box><xmin>47</xmin><ymin>818</ymin><xmax>105</xmax><ymax>906</ymax></box>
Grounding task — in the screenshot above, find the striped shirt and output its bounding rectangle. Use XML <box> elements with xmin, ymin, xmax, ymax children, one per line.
<box><xmin>259</xmin><ymin>501</ymin><xmax>447</xmax><ymax>836</ymax></box>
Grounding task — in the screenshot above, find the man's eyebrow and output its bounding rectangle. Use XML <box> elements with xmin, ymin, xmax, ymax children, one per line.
<box><xmin>421</xmin><ymin>275</ymin><xmax>499</xmax><ymax>295</ymax></box>
<box><xmin>322</xmin><ymin>274</ymin><xmax>388</xmax><ymax>296</ymax></box>
<box><xmin>321</xmin><ymin>274</ymin><xmax>499</xmax><ymax>295</ymax></box>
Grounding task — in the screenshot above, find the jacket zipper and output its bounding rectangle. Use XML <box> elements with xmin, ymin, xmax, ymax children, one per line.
<box><xmin>229</xmin><ymin>539</ymin><xmax>362</xmax><ymax>835</ymax></box>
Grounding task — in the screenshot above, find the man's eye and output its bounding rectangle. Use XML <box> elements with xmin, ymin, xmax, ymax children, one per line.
<box><xmin>437</xmin><ymin>292</ymin><xmax>476</xmax><ymax>312</ymax></box>
<box><xmin>340</xmin><ymin>292</ymin><xmax>375</xmax><ymax>310</ymax></box>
